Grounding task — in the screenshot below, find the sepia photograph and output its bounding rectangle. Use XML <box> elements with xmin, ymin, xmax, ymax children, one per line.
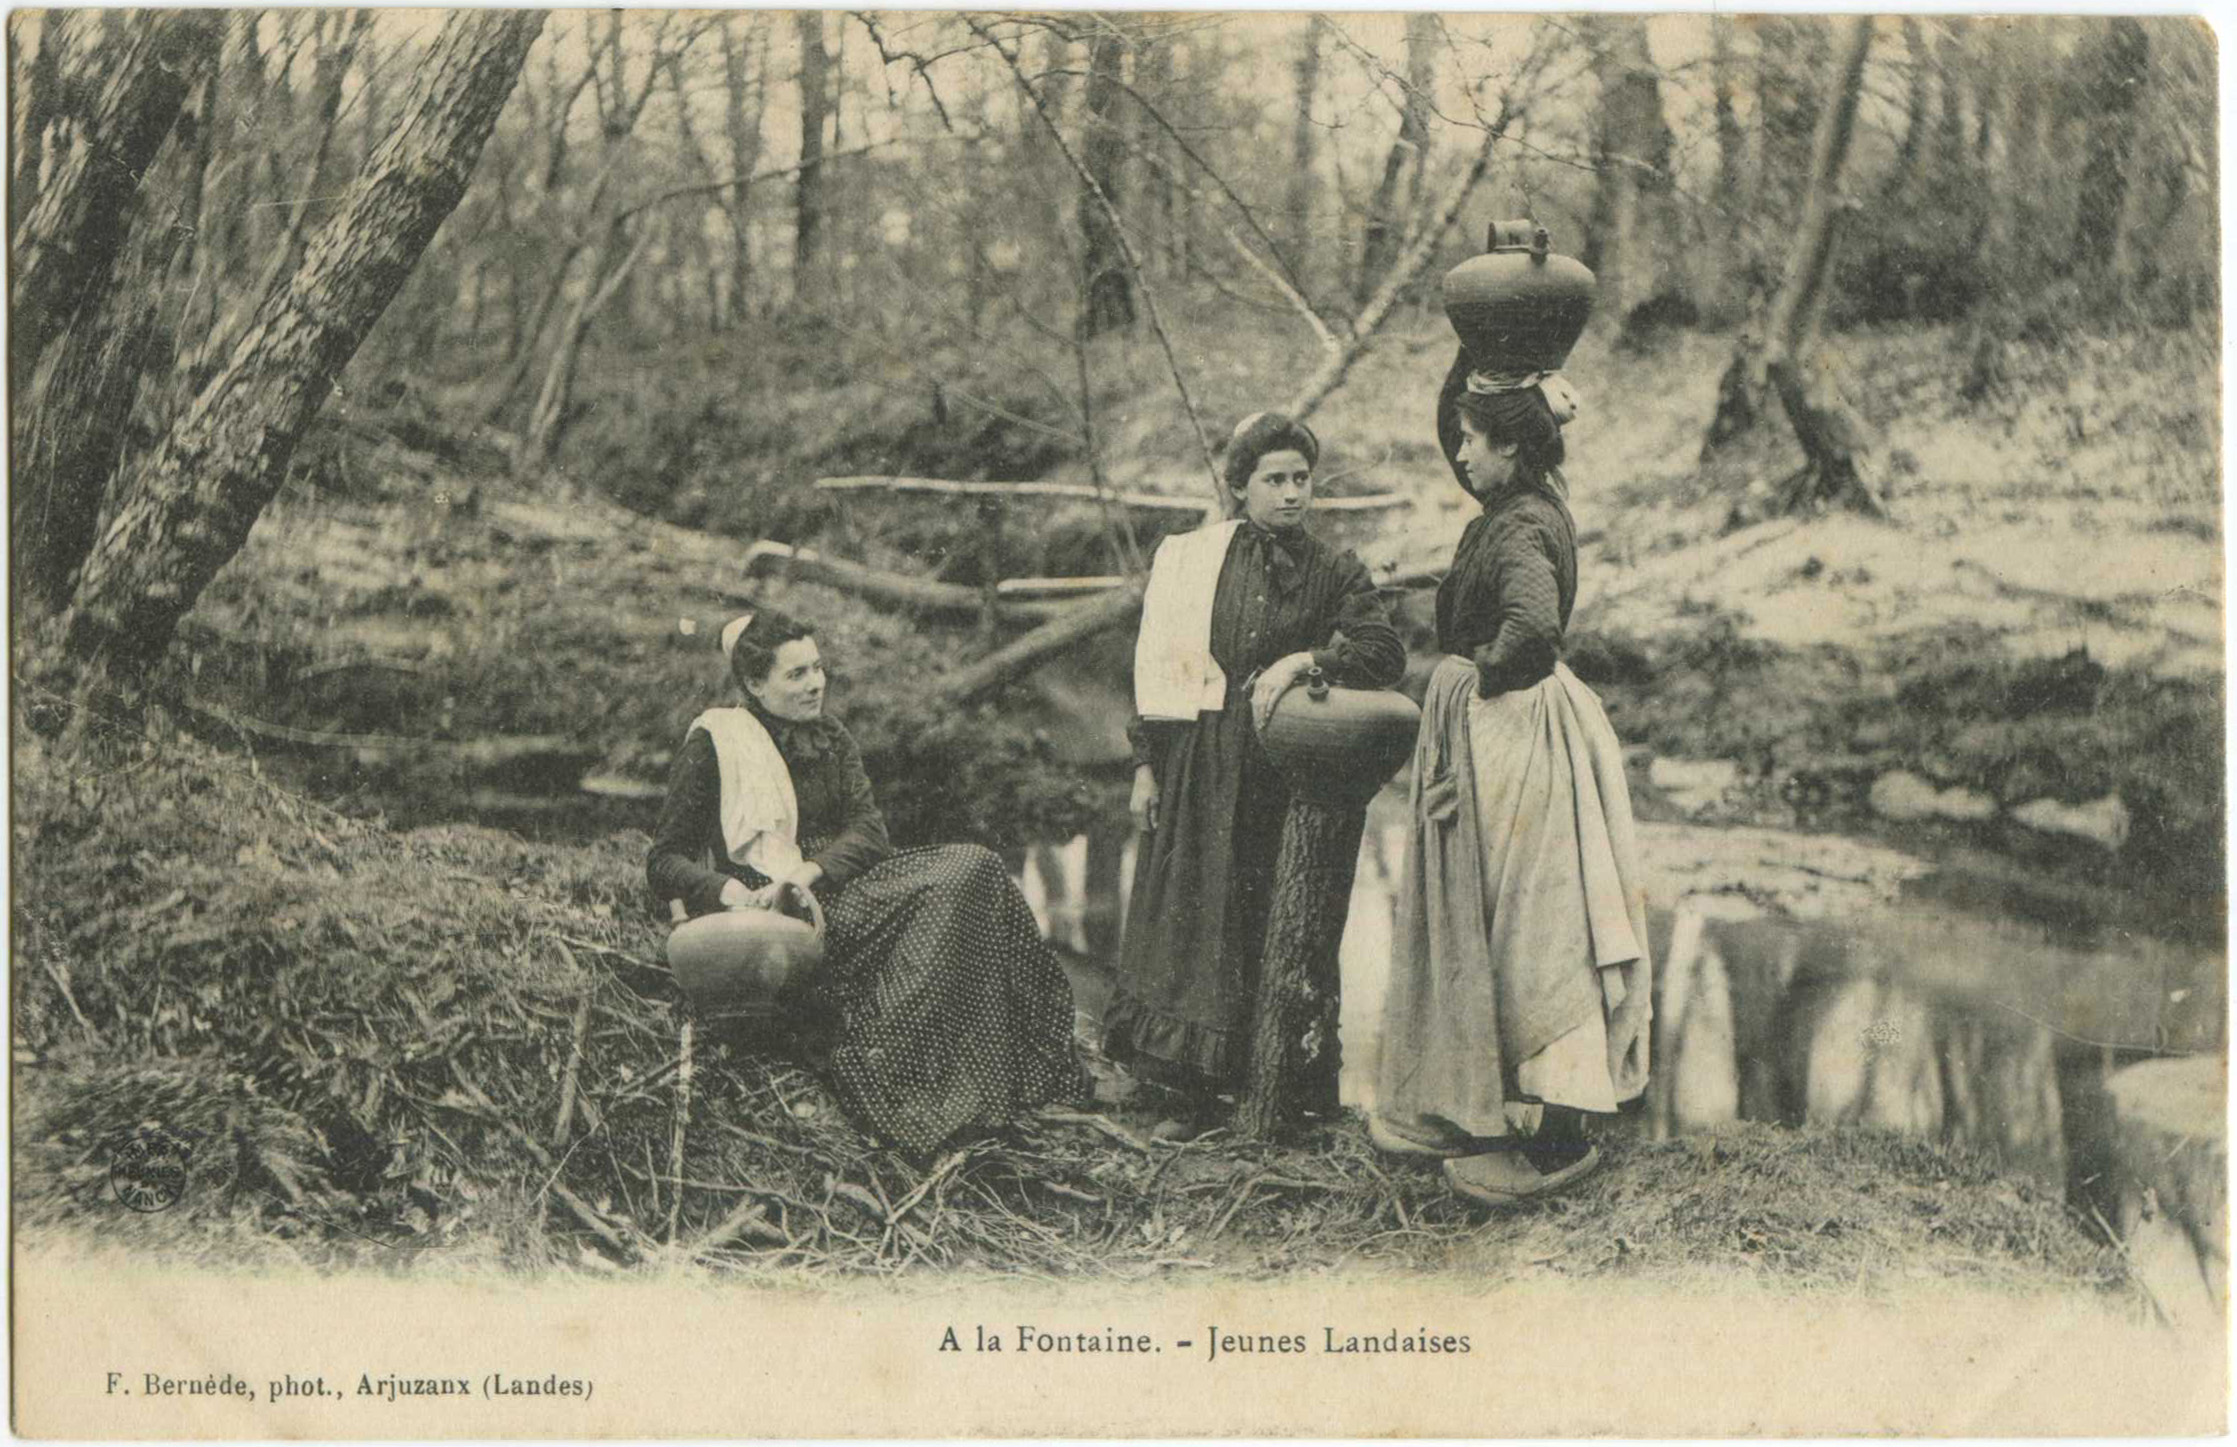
<box><xmin>8</xmin><ymin>7</ymin><xmax>2226</xmax><ymax>1437</ymax></box>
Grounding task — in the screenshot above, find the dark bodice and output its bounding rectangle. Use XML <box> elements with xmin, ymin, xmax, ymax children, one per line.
<box><xmin>646</xmin><ymin>709</ymin><xmax>892</xmax><ymax>918</ymax></box>
<box><xmin>1435</xmin><ymin>486</ymin><xmax>1578</xmax><ymax>697</ymax></box>
<box><xmin>1129</xmin><ymin>522</ymin><xmax>1406</xmax><ymax>768</ymax></box>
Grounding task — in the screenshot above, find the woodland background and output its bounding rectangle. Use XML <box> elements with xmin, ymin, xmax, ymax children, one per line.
<box><xmin>9</xmin><ymin>12</ymin><xmax>2225</xmax><ymax>1291</ymax></box>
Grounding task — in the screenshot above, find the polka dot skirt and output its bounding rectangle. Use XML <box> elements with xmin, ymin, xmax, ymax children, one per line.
<box><xmin>803</xmin><ymin>844</ymin><xmax>1080</xmax><ymax>1156</ymax></box>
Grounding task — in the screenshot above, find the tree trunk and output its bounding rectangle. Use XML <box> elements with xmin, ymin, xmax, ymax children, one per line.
<box><xmin>1078</xmin><ymin>19</ymin><xmax>1134</xmax><ymax>337</ymax></box>
<box><xmin>1354</xmin><ymin>13</ymin><xmax>1434</xmax><ymax>306</ymax></box>
<box><xmin>1236</xmin><ymin>795</ymin><xmax>1365</xmax><ymax>1138</ymax></box>
<box><xmin>59</xmin><ymin>11</ymin><xmax>545</xmax><ymax>678</ymax></box>
<box><xmin>1283</xmin><ymin>16</ymin><xmax>1323</xmax><ymax>274</ymax></box>
<box><xmin>1752</xmin><ymin>15</ymin><xmax>1884</xmax><ymax>517</ymax></box>
<box><xmin>14</xmin><ymin>222</ymin><xmax>186</xmax><ymax>609</ymax></box>
<box><xmin>516</xmin><ymin>218</ymin><xmax>657</xmax><ymax>477</ymax></box>
<box><xmin>1879</xmin><ymin>17</ymin><xmax>1928</xmax><ymax>200</ymax></box>
<box><xmin>177</xmin><ymin>11</ymin><xmax>371</xmax><ymax>398</ymax></box>
<box><xmin>9</xmin><ymin>12</ymin><xmax>222</xmax><ymax>392</ymax></box>
<box><xmin>721</xmin><ymin>16</ymin><xmax>766</xmax><ymax>328</ymax></box>
<box><xmin>2070</xmin><ymin>18</ymin><xmax>2149</xmax><ymax>281</ymax></box>
<box><xmin>1583</xmin><ymin>17</ymin><xmax>1669</xmax><ymax>326</ymax></box>
<box><xmin>1705</xmin><ymin>17</ymin><xmax>1749</xmax><ymax>324</ymax></box>
<box><xmin>792</xmin><ymin>10</ymin><xmax>828</xmax><ymax>308</ymax></box>
<box><xmin>11</xmin><ymin>13</ymin><xmax>74</xmax><ymax>242</ymax></box>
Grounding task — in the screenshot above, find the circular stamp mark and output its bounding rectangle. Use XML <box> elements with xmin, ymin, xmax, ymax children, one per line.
<box><xmin>110</xmin><ymin>1127</ymin><xmax>193</xmax><ymax>1213</ymax></box>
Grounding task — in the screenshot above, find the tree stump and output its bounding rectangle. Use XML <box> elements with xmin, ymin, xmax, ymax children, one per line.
<box><xmin>1235</xmin><ymin>794</ymin><xmax>1367</xmax><ymax>1139</ymax></box>
<box><xmin>2107</xmin><ymin>1056</ymin><xmax>2227</xmax><ymax>1333</ymax></box>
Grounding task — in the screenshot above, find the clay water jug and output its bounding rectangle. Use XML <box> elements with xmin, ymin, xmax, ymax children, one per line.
<box><xmin>1441</xmin><ymin>220</ymin><xmax>1595</xmax><ymax>371</ymax></box>
<box><xmin>1256</xmin><ymin>668</ymin><xmax>1421</xmax><ymax>808</ymax></box>
<box><xmin>667</xmin><ymin>889</ymin><xmax>825</xmax><ymax>1022</ymax></box>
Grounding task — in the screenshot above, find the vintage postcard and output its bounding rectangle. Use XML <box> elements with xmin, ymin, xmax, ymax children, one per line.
<box><xmin>9</xmin><ymin>8</ymin><xmax>2226</xmax><ymax>1437</ymax></box>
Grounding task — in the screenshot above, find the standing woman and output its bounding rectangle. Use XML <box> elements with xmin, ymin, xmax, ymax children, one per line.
<box><xmin>1372</xmin><ymin>355</ymin><xmax>1653</xmax><ymax>1206</ymax></box>
<box><xmin>1106</xmin><ymin>412</ymin><xmax>1405</xmax><ymax>1132</ymax></box>
<box><xmin>648</xmin><ymin>609</ymin><xmax>1080</xmax><ymax>1157</ymax></box>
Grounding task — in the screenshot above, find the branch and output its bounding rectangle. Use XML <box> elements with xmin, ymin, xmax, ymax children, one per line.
<box><xmin>1278</xmin><ymin>96</ymin><xmax>1514</xmax><ymax>431</ymax></box>
<box><xmin>1039</xmin><ymin>65</ymin><xmax>1318</xmax><ymax>304</ymax></box>
<box><xmin>610</xmin><ymin>136</ymin><xmax>932</xmax><ymax>226</ymax></box>
<box><xmin>818</xmin><ymin>474</ymin><xmax>1404</xmax><ymax>514</ymax></box>
<box><xmin>968</xmin><ymin>18</ymin><xmax>1219</xmax><ymax>499</ymax></box>
<box><xmin>739</xmin><ymin>541</ymin><xmax>1071</xmax><ymax>624</ymax></box>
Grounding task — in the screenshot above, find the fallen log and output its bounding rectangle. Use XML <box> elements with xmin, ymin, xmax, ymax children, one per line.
<box><xmin>818</xmin><ymin>475</ymin><xmax>1406</xmax><ymax>514</ymax></box>
<box><xmin>935</xmin><ymin>582</ymin><xmax>1146</xmax><ymax>706</ymax></box>
<box><xmin>996</xmin><ymin>575</ymin><xmax>1129</xmax><ymax>599</ymax></box>
<box><xmin>737</xmin><ymin>541</ymin><xmax>1071</xmax><ymax>624</ymax></box>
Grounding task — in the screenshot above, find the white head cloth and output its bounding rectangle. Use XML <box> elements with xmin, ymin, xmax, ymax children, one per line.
<box><xmin>1464</xmin><ymin>368</ymin><xmax>1582</xmax><ymax>426</ymax></box>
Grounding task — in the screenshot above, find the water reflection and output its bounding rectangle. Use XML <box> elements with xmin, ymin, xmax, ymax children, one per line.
<box><xmin>1016</xmin><ymin>800</ymin><xmax>2219</xmax><ymax>1202</ymax></box>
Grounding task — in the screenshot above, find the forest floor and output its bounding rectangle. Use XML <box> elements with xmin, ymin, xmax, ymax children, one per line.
<box><xmin>12</xmin><ymin>304</ymin><xmax>2220</xmax><ymax>1294</ymax></box>
<box><xmin>9</xmin><ymin>716</ymin><xmax>2131</xmax><ymax>1298</ymax></box>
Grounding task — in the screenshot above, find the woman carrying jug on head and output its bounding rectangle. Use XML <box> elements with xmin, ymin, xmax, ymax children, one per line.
<box><xmin>1105</xmin><ymin>412</ymin><xmax>1405</xmax><ymax>1137</ymax></box>
<box><xmin>1370</xmin><ymin>338</ymin><xmax>1653</xmax><ymax>1208</ymax></box>
<box><xmin>648</xmin><ymin>609</ymin><xmax>1080</xmax><ymax>1157</ymax></box>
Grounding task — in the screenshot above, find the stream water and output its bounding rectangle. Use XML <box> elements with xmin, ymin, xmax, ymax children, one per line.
<box><xmin>1016</xmin><ymin>789</ymin><xmax>2225</xmax><ymax>1213</ymax></box>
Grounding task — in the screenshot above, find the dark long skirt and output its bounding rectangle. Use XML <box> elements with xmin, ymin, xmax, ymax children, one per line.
<box><xmin>800</xmin><ymin>844</ymin><xmax>1079</xmax><ymax>1156</ymax></box>
<box><xmin>1104</xmin><ymin>695</ymin><xmax>1289</xmax><ymax>1093</ymax></box>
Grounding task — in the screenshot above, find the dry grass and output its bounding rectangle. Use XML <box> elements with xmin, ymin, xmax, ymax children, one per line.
<box><xmin>13</xmin><ymin>718</ymin><xmax>2128</xmax><ymax>1299</ymax></box>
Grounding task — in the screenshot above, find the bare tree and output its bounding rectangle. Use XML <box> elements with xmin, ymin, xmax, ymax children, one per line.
<box><xmin>794</xmin><ymin>10</ymin><xmax>830</xmax><ymax>307</ymax></box>
<box><xmin>1284</xmin><ymin>17</ymin><xmax>1323</xmax><ymax>273</ymax></box>
<box><xmin>1078</xmin><ymin>17</ymin><xmax>1135</xmax><ymax>336</ymax></box>
<box><xmin>9</xmin><ymin>13</ymin><xmax>222</xmax><ymax>394</ymax></box>
<box><xmin>58</xmin><ymin>11</ymin><xmax>547</xmax><ymax>678</ymax></box>
<box><xmin>720</xmin><ymin>15</ymin><xmax>768</xmax><ymax>327</ymax></box>
<box><xmin>2069</xmin><ymin>17</ymin><xmax>2150</xmax><ymax>280</ymax></box>
<box><xmin>1580</xmin><ymin>15</ymin><xmax>1671</xmax><ymax>323</ymax></box>
<box><xmin>1703</xmin><ymin>15</ymin><xmax>1885</xmax><ymax>517</ymax></box>
<box><xmin>1355</xmin><ymin>13</ymin><xmax>1434</xmax><ymax>305</ymax></box>
<box><xmin>11</xmin><ymin>12</ymin><xmax>224</xmax><ymax>608</ymax></box>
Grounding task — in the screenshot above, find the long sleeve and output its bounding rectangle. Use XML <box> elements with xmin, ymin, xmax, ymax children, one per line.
<box><xmin>1309</xmin><ymin>552</ymin><xmax>1406</xmax><ymax>688</ymax></box>
<box><xmin>1470</xmin><ymin>522</ymin><xmax>1564</xmax><ymax>696</ymax></box>
<box><xmin>802</xmin><ymin>724</ymin><xmax>892</xmax><ymax>888</ymax></box>
<box><xmin>647</xmin><ymin>731</ymin><xmax>733</xmax><ymax>918</ymax></box>
<box><xmin>1126</xmin><ymin>714</ymin><xmax>1184</xmax><ymax>772</ymax></box>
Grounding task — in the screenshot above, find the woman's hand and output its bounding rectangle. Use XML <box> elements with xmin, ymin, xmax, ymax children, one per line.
<box><xmin>719</xmin><ymin>878</ymin><xmax>776</xmax><ymax>911</ymax></box>
<box><xmin>1250</xmin><ymin>652</ymin><xmax>1317</xmax><ymax>732</ymax></box>
<box><xmin>1129</xmin><ymin>764</ymin><xmax>1161</xmax><ymax>835</ymax></box>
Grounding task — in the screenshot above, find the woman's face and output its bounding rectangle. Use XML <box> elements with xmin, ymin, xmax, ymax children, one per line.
<box><xmin>1457</xmin><ymin>417</ymin><xmax>1519</xmax><ymax>498</ymax></box>
<box><xmin>746</xmin><ymin>637</ymin><xmax>827</xmax><ymax>721</ymax></box>
<box><xmin>1237</xmin><ymin>448</ymin><xmax>1314</xmax><ymax>531</ymax></box>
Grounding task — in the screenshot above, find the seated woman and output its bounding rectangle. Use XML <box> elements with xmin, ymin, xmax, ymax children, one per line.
<box><xmin>1106</xmin><ymin>411</ymin><xmax>1405</xmax><ymax>1133</ymax></box>
<box><xmin>647</xmin><ymin>609</ymin><xmax>1080</xmax><ymax>1156</ymax></box>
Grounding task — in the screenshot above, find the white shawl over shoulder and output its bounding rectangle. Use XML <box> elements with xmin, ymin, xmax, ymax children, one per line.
<box><xmin>688</xmin><ymin>707</ymin><xmax>807</xmax><ymax>881</ymax></box>
<box><xmin>1133</xmin><ymin>520</ymin><xmax>1242</xmax><ymax>721</ymax></box>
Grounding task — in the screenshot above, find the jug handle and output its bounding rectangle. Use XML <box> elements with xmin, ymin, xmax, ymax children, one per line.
<box><xmin>780</xmin><ymin>882</ymin><xmax>827</xmax><ymax>940</ymax></box>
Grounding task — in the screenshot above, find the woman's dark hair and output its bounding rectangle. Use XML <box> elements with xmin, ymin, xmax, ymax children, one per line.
<box><xmin>1221</xmin><ymin>411</ymin><xmax>1320</xmax><ymax>503</ymax></box>
<box><xmin>1456</xmin><ymin>385</ymin><xmax>1565</xmax><ymax>488</ymax></box>
<box><xmin>725</xmin><ymin>609</ymin><xmax>814</xmax><ymax>694</ymax></box>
